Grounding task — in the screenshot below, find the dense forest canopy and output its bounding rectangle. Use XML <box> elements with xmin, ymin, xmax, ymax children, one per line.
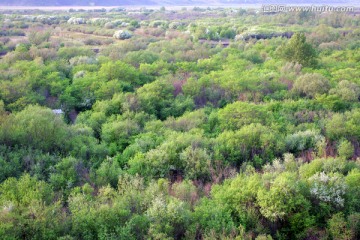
<box><xmin>0</xmin><ymin>5</ymin><xmax>360</xmax><ymax>240</ymax></box>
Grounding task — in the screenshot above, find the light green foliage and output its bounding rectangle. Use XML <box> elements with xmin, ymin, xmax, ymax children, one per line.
<box><xmin>322</xmin><ymin>157</ymin><xmax>348</xmax><ymax>174</ymax></box>
<box><xmin>293</xmin><ymin>73</ymin><xmax>330</xmax><ymax>98</ymax></box>
<box><xmin>217</xmin><ymin>101</ymin><xmax>269</xmax><ymax>130</ymax></box>
<box><xmin>101</xmin><ymin>111</ymin><xmax>154</xmax><ymax>153</ymax></box>
<box><xmin>28</xmin><ymin>31</ymin><xmax>51</xmax><ymax>46</ymax></box>
<box><xmin>60</xmin><ymin>74</ymin><xmax>100</xmax><ymax>110</ymax></box>
<box><xmin>330</xmin><ymin>80</ymin><xmax>360</xmax><ymax>102</ymax></box>
<box><xmin>49</xmin><ymin>157</ymin><xmax>80</xmax><ymax>190</ymax></box>
<box><xmin>146</xmin><ymin>196</ymin><xmax>191</xmax><ymax>239</ymax></box>
<box><xmin>0</xmin><ymin>105</ymin><xmax>69</xmax><ymax>152</ymax></box>
<box><xmin>0</xmin><ymin>60</ymin><xmax>69</xmax><ymax>111</ymax></box>
<box><xmin>68</xmin><ymin>124</ymin><xmax>108</xmax><ymax>162</ymax></box>
<box><xmin>180</xmin><ymin>146</ymin><xmax>211</xmax><ymax>180</ymax></box>
<box><xmin>0</xmin><ymin>174</ymin><xmax>64</xmax><ymax>239</ymax></box>
<box><xmin>255</xmin><ymin>235</ymin><xmax>273</xmax><ymax>240</ymax></box>
<box><xmin>98</xmin><ymin>61</ymin><xmax>140</xmax><ymax>84</ymax></box>
<box><xmin>58</xmin><ymin>47</ymin><xmax>94</xmax><ymax>59</ymax></box>
<box><xmin>69</xmin><ymin>185</ymin><xmax>131</xmax><ymax>240</ymax></box>
<box><xmin>326</xmin><ymin>109</ymin><xmax>360</xmax><ymax>141</ymax></box>
<box><xmin>164</xmin><ymin>109</ymin><xmax>206</xmax><ymax>132</ymax></box>
<box><xmin>257</xmin><ymin>172</ymin><xmax>310</xmax><ymax>222</ymax></box>
<box><xmin>345</xmin><ymin>169</ymin><xmax>360</xmax><ymax>212</ymax></box>
<box><xmin>125</xmin><ymin>50</ymin><xmax>159</xmax><ymax>66</ymax></box>
<box><xmin>327</xmin><ymin>213</ymin><xmax>354</xmax><ymax>240</ymax></box>
<box><xmin>128</xmin><ymin>130</ymin><xmax>207</xmax><ymax>178</ymax></box>
<box><xmin>212</xmin><ymin>171</ymin><xmax>262</xmax><ymax>226</ymax></box>
<box><xmin>215</xmin><ymin>123</ymin><xmax>278</xmax><ymax>165</ymax></box>
<box><xmin>325</xmin><ymin>113</ymin><xmax>348</xmax><ymax>140</ymax></box>
<box><xmin>299</xmin><ymin>157</ymin><xmax>351</xmax><ymax>180</ymax></box>
<box><xmin>0</xmin><ymin>174</ymin><xmax>53</xmax><ymax>206</ymax></box>
<box><xmin>95</xmin><ymin>157</ymin><xmax>122</xmax><ymax>187</ymax></box>
<box><xmin>171</xmin><ymin>180</ymin><xmax>197</xmax><ymax>203</ymax></box>
<box><xmin>119</xmin><ymin>131</ymin><xmax>164</xmax><ymax>166</ymax></box>
<box><xmin>76</xmin><ymin>110</ymin><xmax>106</xmax><ymax>138</ymax></box>
<box><xmin>337</xmin><ymin>139</ymin><xmax>354</xmax><ymax>160</ymax></box>
<box><xmin>191</xmin><ymin>198</ymin><xmax>237</xmax><ymax>238</ymax></box>
<box><xmin>347</xmin><ymin>213</ymin><xmax>360</xmax><ymax>239</ymax></box>
<box><xmin>137</xmin><ymin>79</ymin><xmax>173</xmax><ymax>115</ymax></box>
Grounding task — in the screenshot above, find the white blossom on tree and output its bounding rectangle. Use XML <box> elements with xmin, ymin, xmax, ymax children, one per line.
<box><xmin>113</xmin><ymin>30</ymin><xmax>133</xmax><ymax>40</ymax></box>
<box><xmin>309</xmin><ymin>172</ymin><xmax>346</xmax><ymax>207</ymax></box>
<box><xmin>67</xmin><ymin>17</ymin><xmax>85</xmax><ymax>25</ymax></box>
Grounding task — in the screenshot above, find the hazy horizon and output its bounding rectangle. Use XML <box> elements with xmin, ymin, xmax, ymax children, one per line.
<box><xmin>1</xmin><ymin>0</ymin><xmax>359</xmax><ymax>7</ymax></box>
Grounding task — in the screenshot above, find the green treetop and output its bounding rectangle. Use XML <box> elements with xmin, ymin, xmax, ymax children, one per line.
<box><xmin>279</xmin><ymin>32</ymin><xmax>318</xmax><ymax>67</ymax></box>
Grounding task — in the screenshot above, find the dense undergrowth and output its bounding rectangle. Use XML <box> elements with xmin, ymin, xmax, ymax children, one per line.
<box><xmin>0</xmin><ymin>7</ymin><xmax>360</xmax><ymax>239</ymax></box>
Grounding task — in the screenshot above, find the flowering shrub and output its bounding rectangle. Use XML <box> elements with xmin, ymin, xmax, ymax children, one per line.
<box><xmin>113</xmin><ymin>30</ymin><xmax>132</xmax><ymax>40</ymax></box>
<box><xmin>285</xmin><ymin>130</ymin><xmax>324</xmax><ymax>153</ymax></box>
<box><xmin>309</xmin><ymin>172</ymin><xmax>346</xmax><ymax>207</ymax></box>
<box><xmin>67</xmin><ymin>17</ymin><xmax>86</xmax><ymax>25</ymax></box>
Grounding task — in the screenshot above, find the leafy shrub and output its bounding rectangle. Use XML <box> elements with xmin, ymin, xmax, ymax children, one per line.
<box><xmin>113</xmin><ymin>30</ymin><xmax>133</xmax><ymax>40</ymax></box>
